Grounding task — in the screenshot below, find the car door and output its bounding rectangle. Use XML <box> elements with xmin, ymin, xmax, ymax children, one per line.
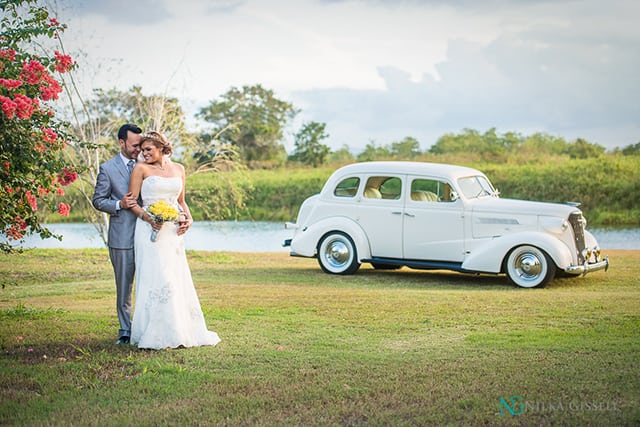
<box><xmin>402</xmin><ymin>175</ymin><xmax>465</xmax><ymax>262</ymax></box>
<box><xmin>355</xmin><ymin>174</ymin><xmax>404</xmax><ymax>258</ymax></box>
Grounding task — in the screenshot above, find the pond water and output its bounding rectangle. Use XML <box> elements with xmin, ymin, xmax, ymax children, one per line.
<box><xmin>6</xmin><ymin>222</ymin><xmax>640</xmax><ymax>251</ymax></box>
<box><xmin>10</xmin><ymin>222</ymin><xmax>292</xmax><ymax>252</ymax></box>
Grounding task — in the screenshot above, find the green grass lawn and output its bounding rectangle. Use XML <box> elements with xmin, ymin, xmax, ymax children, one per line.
<box><xmin>1</xmin><ymin>249</ymin><xmax>638</xmax><ymax>426</ymax></box>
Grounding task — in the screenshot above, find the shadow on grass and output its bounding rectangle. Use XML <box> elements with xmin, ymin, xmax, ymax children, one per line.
<box><xmin>281</xmin><ymin>263</ymin><xmax>595</xmax><ymax>291</ymax></box>
<box><xmin>2</xmin><ymin>336</ymin><xmax>147</xmax><ymax>364</ymax></box>
<box><xmin>280</xmin><ymin>265</ymin><xmax>518</xmax><ymax>291</ymax></box>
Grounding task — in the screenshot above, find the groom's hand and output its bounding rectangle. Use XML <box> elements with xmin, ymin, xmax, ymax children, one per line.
<box><xmin>120</xmin><ymin>192</ymin><xmax>137</xmax><ymax>209</ymax></box>
<box><xmin>177</xmin><ymin>216</ymin><xmax>192</xmax><ymax>236</ymax></box>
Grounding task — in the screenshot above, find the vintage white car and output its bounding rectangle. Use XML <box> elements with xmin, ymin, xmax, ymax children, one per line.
<box><xmin>284</xmin><ymin>161</ymin><xmax>609</xmax><ymax>288</ymax></box>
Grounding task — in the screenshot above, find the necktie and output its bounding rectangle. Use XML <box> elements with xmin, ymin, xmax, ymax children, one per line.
<box><xmin>127</xmin><ymin>160</ymin><xmax>135</xmax><ymax>174</ymax></box>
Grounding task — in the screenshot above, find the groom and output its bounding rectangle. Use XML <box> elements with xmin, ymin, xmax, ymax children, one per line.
<box><xmin>92</xmin><ymin>123</ymin><xmax>142</xmax><ymax>344</ymax></box>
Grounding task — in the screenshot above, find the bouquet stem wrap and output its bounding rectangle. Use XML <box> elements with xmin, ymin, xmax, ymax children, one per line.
<box><xmin>146</xmin><ymin>200</ymin><xmax>180</xmax><ymax>242</ymax></box>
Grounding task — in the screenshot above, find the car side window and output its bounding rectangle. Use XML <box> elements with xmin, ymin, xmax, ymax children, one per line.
<box><xmin>334</xmin><ymin>177</ymin><xmax>360</xmax><ymax>198</ymax></box>
<box><xmin>365</xmin><ymin>176</ymin><xmax>401</xmax><ymax>200</ymax></box>
<box><xmin>410</xmin><ymin>178</ymin><xmax>454</xmax><ymax>202</ymax></box>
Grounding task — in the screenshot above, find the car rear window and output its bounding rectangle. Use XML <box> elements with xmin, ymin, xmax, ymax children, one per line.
<box><xmin>334</xmin><ymin>177</ymin><xmax>360</xmax><ymax>198</ymax></box>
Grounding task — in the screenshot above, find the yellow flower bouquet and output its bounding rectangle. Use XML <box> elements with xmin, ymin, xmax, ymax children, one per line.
<box><xmin>146</xmin><ymin>200</ymin><xmax>180</xmax><ymax>242</ymax></box>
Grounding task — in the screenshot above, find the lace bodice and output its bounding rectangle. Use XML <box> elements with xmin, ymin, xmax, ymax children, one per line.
<box><xmin>141</xmin><ymin>176</ymin><xmax>181</xmax><ymax>208</ymax></box>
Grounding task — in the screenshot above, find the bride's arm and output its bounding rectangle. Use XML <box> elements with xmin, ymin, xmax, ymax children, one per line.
<box><xmin>127</xmin><ymin>166</ymin><xmax>153</xmax><ymax>224</ymax></box>
<box><xmin>176</xmin><ymin>163</ymin><xmax>193</xmax><ymax>234</ymax></box>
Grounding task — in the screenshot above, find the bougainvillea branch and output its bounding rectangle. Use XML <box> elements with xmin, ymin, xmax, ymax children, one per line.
<box><xmin>0</xmin><ymin>0</ymin><xmax>78</xmax><ymax>252</ymax></box>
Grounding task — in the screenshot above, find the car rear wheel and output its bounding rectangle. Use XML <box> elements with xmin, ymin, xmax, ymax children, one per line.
<box><xmin>505</xmin><ymin>245</ymin><xmax>556</xmax><ymax>288</ymax></box>
<box><xmin>317</xmin><ymin>232</ymin><xmax>360</xmax><ymax>275</ymax></box>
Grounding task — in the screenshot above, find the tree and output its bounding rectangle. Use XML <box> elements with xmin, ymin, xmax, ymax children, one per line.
<box><xmin>57</xmin><ymin>85</ymin><xmax>198</xmax><ymax>243</ymax></box>
<box><xmin>565</xmin><ymin>138</ymin><xmax>606</xmax><ymax>159</ymax></box>
<box><xmin>197</xmin><ymin>84</ymin><xmax>298</xmax><ymax>164</ymax></box>
<box><xmin>328</xmin><ymin>144</ymin><xmax>355</xmax><ymax>164</ymax></box>
<box><xmin>59</xmin><ymin>85</ymin><xmax>248</xmax><ymax>240</ymax></box>
<box><xmin>621</xmin><ymin>142</ymin><xmax>640</xmax><ymax>156</ymax></box>
<box><xmin>0</xmin><ymin>0</ymin><xmax>78</xmax><ymax>252</ymax></box>
<box><xmin>85</xmin><ymin>86</ymin><xmax>192</xmax><ymax>154</ymax></box>
<box><xmin>289</xmin><ymin>121</ymin><xmax>330</xmax><ymax>167</ymax></box>
<box><xmin>357</xmin><ymin>140</ymin><xmax>391</xmax><ymax>161</ymax></box>
<box><xmin>520</xmin><ymin>132</ymin><xmax>568</xmax><ymax>156</ymax></box>
<box><xmin>390</xmin><ymin>136</ymin><xmax>421</xmax><ymax>159</ymax></box>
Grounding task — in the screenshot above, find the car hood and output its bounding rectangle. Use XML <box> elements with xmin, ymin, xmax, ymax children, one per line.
<box><xmin>471</xmin><ymin>197</ymin><xmax>581</xmax><ymax>218</ymax></box>
<box><xmin>469</xmin><ymin>197</ymin><xmax>581</xmax><ymax>239</ymax></box>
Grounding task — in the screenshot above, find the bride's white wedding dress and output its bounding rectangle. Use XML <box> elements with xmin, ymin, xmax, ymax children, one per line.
<box><xmin>130</xmin><ymin>176</ymin><xmax>221</xmax><ymax>349</ymax></box>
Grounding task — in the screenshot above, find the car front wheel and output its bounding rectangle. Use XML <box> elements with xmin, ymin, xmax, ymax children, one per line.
<box><xmin>505</xmin><ymin>245</ymin><xmax>556</xmax><ymax>288</ymax></box>
<box><xmin>317</xmin><ymin>232</ymin><xmax>360</xmax><ymax>275</ymax></box>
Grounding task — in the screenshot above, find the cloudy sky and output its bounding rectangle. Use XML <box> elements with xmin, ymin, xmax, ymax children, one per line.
<box><xmin>56</xmin><ymin>0</ymin><xmax>639</xmax><ymax>152</ymax></box>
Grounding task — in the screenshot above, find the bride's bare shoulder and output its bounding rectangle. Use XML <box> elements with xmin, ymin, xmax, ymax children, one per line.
<box><xmin>168</xmin><ymin>160</ymin><xmax>185</xmax><ymax>172</ymax></box>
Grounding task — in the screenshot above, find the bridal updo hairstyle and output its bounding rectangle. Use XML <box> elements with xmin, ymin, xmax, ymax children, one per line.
<box><xmin>140</xmin><ymin>131</ymin><xmax>173</xmax><ymax>156</ymax></box>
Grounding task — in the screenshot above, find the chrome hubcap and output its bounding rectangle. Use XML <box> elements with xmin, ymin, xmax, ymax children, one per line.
<box><xmin>516</xmin><ymin>253</ymin><xmax>542</xmax><ymax>279</ymax></box>
<box><xmin>325</xmin><ymin>240</ymin><xmax>349</xmax><ymax>268</ymax></box>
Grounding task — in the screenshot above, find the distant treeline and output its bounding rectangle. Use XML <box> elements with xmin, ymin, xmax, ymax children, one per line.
<box><xmin>346</xmin><ymin>128</ymin><xmax>639</xmax><ymax>165</ymax></box>
<box><xmin>184</xmin><ymin>156</ymin><xmax>639</xmax><ymax>227</ymax></box>
<box><xmin>47</xmin><ymin>128</ymin><xmax>640</xmax><ymax>227</ymax></box>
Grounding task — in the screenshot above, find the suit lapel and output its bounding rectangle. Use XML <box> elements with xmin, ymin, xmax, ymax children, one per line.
<box><xmin>114</xmin><ymin>156</ymin><xmax>129</xmax><ymax>180</ymax></box>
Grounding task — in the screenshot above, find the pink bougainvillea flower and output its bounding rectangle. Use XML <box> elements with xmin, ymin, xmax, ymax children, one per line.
<box><xmin>49</xmin><ymin>18</ymin><xmax>60</xmax><ymax>27</ymax></box>
<box><xmin>0</xmin><ymin>49</ymin><xmax>16</xmax><ymax>61</ymax></box>
<box><xmin>57</xmin><ymin>202</ymin><xmax>71</xmax><ymax>216</ymax></box>
<box><xmin>21</xmin><ymin>59</ymin><xmax>47</xmax><ymax>85</ymax></box>
<box><xmin>39</xmin><ymin>74</ymin><xmax>62</xmax><ymax>101</ymax></box>
<box><xmin>0</xmin><ymin>95</ymin><xmax>17</xmax><ymax>118</ymax></box>
<box><xmin>25</xmin><ymin>190</ymin><xmax>37</xmax><ymax>211</ymax></box>
<box><xmin>0</xmin><ymin>78</ymin><xmax>23</xmax><ymax>90</ymax></box>
<box><xmin>6</xmin><ymin>217</ymin><xmax>27</xmax><ymax>240</ymax></box>
<box><xmin>53</xmin><ymin>51</ymin><xmax>74</xmax><ymax>73</ymax></box>
<box><xmin>13</xmin><ymin>94</ymin><xmax>36</xmax><ymax>119</ymax></box>
<box><xmin>42</xmin><ymin>127</ymin><xmax>58</xmax><ymax>143</ymax></box>
<box><xmin>57</xmin><ymin>167</ymin><xmax>78</xmax><ymax>186</ymax></box>
<box><xmin>6</xmin><ymin>225</ymin><xmax>24</xmax><ymax>240</ymax></box>
<box><xmin>16</xmin><ymin>217</ymin><xmax>27</xmax><ymax>231</ymax></box>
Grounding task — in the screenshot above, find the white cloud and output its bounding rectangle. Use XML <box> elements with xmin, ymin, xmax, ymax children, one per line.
<box><xmin>57</xmin><ymin>0</ymin><xmax>639</xmax><ymax>151</ymax></box>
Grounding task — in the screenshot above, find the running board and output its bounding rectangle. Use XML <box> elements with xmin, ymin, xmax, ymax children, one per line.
<box><xmin>362</xmin><ymin>257</ymin><xmax>476</xmax><ymax>273</ymax></box>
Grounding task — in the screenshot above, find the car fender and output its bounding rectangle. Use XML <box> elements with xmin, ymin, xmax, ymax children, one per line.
<box><xmin>462</xmin><ymin>231</ymin><xmax>574</xmax><ymax>273</ymax></box>
<box><xmin>584</xmin><ymin>229</ymin><xmax>598</xmax><ymax>248</ymax></box>
<box><xmin>289</xmin><ymin>217</ymin><xmax>372</xmax><ymax>260</ymax></box>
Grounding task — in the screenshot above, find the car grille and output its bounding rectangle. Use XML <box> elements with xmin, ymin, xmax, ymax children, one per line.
<box><xmin>569</xmin><ymin>212</ymin><xmax>586</xmax><ymax>263</ymax></box>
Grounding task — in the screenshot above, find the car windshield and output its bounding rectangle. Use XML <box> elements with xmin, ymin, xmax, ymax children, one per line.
<box><xmin>458</xmin><ymin>175</ymin><xmax>497</xmax><ymax>199</ymax></box>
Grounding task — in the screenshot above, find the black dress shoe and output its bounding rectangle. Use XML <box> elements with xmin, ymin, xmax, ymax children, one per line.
<box><xmin>116</xmin><ymin>336</ymin><xmax>130</xmax><ymax>345</ymax></box>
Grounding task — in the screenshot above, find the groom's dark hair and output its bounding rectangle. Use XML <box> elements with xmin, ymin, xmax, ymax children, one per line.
<box><xmin>117</xmin><ymin>123</ymin><xmax>142</xmax><ymax>142</ymax></box>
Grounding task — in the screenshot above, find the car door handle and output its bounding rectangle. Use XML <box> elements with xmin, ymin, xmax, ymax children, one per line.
<box><xmin>392</xmin><ymin>211</ymin><xmax>415</xmax><ymax>217</ymax></box>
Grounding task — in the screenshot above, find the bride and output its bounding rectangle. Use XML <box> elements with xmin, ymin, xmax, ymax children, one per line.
<box><xmin>127</xmin><ymin>131</ymin><xmax>221</xmax><ymax>349</ymax></box>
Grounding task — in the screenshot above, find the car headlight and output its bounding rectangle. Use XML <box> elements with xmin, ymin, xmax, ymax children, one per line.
<box><xmin>582</xmin><ymin>246</ymin><xmax>601</xmax><ymax>262</ymax></box>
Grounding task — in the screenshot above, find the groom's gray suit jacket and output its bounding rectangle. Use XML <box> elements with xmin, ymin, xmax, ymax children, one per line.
<box><xmin>92</xmin><ymin>156</ymin><xmax>137</xmax><ymax>249</ymax></box>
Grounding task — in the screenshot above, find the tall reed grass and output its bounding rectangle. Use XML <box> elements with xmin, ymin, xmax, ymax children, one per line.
<box><xmin>48</xmin><ymin>156</ymin><xmax>640</xmax><ymax>226</ymax></box>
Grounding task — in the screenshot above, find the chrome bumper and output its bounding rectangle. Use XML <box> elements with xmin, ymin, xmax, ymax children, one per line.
<box><xmin>283</xmin><ymin>222</ymin><xmax>298</xmax><ymax>247</ymax></box>
<box><xmin>564</xmin><ymin>256</ymin><xmax>609</xmax><ymax>276</ymax></box>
